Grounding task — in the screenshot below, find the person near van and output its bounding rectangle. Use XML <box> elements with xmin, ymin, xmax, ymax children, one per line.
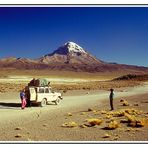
<box><xmin>109</xmin><ymin>88</ymin><xmax>114</xmax><ymax>110</ymax></box>
<box><xmin>26</xmin><ymin>96</ymin><xmax>31</xmax><ymax>107</ymax></box>
<box><xmin>20</xmin><ymin>89</ymin><xmax>27</xmax><ymax>109</ymax></box>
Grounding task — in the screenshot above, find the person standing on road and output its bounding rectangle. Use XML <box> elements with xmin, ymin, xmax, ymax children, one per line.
<box><xmin>20</xmin><ymin>89</ymin><xmax>27</xmax><ymax>109</ymax></box>
<box><xmin>109</xmin><ymin>88</ymin><xmax>114</xmax><ymax>110</ymax></box>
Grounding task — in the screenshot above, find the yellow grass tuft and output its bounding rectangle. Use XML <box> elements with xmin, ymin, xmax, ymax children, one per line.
<box><xmin>101</xmin><ymin>110</ymin><xmax>107</xmax><ymax>114</ymax></box>
<box><xmin>134</xmin><ymin>103</ymin><xmax>139</xmax><ymax>106</ymax></box>
<box><xmin>120</xmin><ymin>99</ymin><xmax>129</xmax><ymax>106</ymax></box>
<box><xmin>79</xmin><ymin>124</ymin><xmax>87</xmax><ymax>128</ymax></box>
<box><xmin>67</xmin><ymin>112</ymin><xmax>72</xmax><ymax>116</ymax></box>
<box><xmin>15</xmin><ymin>127</ymin><xmax>22</xmax><ymax>130</ymax></box>
<box><xmin>88</xmin><ymin>108</ymin><xmax>93</xmax><ymax>112</ymax></box>
<box><xmin>92</xmin><ymin>110</ymin><xmax>97</xmax><ymax>113</ymax></box>
<box><xmin>105</xmin><ymin>115</ymin><xmax>112</xmax><ymax>119</ymax></box>
<box><xmin>15</xmin><ymin>134</ymin><xmax>22</xmax><ymax>138</ymax></box>
<box><xmin>124</xmin><ymin>108</ymin><xmax>143</xmax><ymax>115</ymax></box>
<box><xmin>120</xmin><ymin>119</ymin><xmax>128</xmax><ymax>123</ymax></box>
<box><xmin>106</xmin><ymin>120</ymin><xmax>119</xmax><ymax>130</ymax></box>
<box><xmin>80</xmin><ymin>112</ymin><xmax>86</xmax><ymax>115</ymax></box>
<box><xmin>86</xmin><ymin>118</ymin><xmax>103</xmax><ymax>126</ymax></box>
<box><xmin>120</xmin><ymin>99</ymin><xmax>125</xmax><ymax>102</ymax></box>
<box><xmin>43</xmin><ymin>124</ymin><xmax>48</xmax><ymax>127</ymax></box>
<box><xmin>122</xmin><ymin>100</ymin><xmax>129</xmax><ymax>106</ymax></box>
<box><xmin>129</xmin><ymin>118</ymin><xmax>146</xmax><ymax>127</ymax></box>
<box><xmin>112</xmin><ymin>110</ymin><xmax>125</xmax><ymax>117</ymax></box>
<box><xmin>112</xmin><ymin>135</ymin><xmax>120</xmax><ymax>140</ymax></box>
<box><xmin>124</xmin><ymin>113</ymin><xmax>148</xmax><ymax>127</ymax></box>
<box><xmin>102</xmin><ymin>133</ymin><xmax>111</xmax><ymax>138</ymax></box>
<box><xmin>124</xmin><ymin>113</ymin><xmax>136</xmax><ymax>122</ymax></box>
<box><xmin>62</xmin><ymin>122</ymin><xmax>78</xmax><ymax>128</ymax></box>
<box><xmin>27</xmin><ymin>138</ymin><xmax>32</xmax><ymax>141</ymax></box>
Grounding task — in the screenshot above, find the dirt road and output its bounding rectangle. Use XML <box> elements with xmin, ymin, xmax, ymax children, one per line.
<box><xmin>0</xmin><ymin>82</ymin><xmax>148</xmax><ymax>141</ymax></box>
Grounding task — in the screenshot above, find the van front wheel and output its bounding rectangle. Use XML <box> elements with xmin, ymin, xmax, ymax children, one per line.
<box><xmin>55</xmin><ymin>98</ymin><xmax>60</xmax><ymax>105</ymax></box>
<box><xmin>40</xmin><ymin>98</ymin><xmax>47</xmax><ymax>107</ymax></box>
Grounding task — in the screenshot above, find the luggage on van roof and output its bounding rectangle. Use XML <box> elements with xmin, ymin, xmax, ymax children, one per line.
<box><xmin>28</xmin><ymin>78</ymin><xmax>49</xmax><ymax>87</ymax></box>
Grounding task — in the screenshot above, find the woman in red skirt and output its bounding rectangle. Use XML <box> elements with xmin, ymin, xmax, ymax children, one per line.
<box><xmin>20</xmin><ymin>89</ymin><xmax>27</xmax><ymax>109</ymax></box>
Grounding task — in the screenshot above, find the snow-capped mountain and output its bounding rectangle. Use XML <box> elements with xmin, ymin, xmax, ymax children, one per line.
<box><xmin>64</xmin><ymin>41</ymin><xmax>86</xmax><ymax>53</ymax></box>
<box><xmin>38</xmin><ymin>41</ymin><xmax>103</xmax><ymax>65</ymax></box>
<box><xmin>0</xmin><ymin>41</ymin><xmax>148</xmax><ymax>73</ymax></box>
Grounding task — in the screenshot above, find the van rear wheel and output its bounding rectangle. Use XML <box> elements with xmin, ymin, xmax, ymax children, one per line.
<box><xmin>40</xmin><ymin>98</ymin><xmax>47</xmax><ymax>107</ymax></box>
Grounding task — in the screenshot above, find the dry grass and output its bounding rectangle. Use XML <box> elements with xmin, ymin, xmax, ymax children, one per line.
<box><xmin>79</xmin><ymin>124</ymin><xmax>87</xmax><ymax>128</ymax></box>
<box><xmin>120</xmin><ymin>99</ymin><xmax>129</xmax><ymax>106</ymax></box>
<box><xmin>14</xmin><ymin>127</ymin><xmax>22</xmax><ymax>130</ymax></box>
<box><xmin>0</xmin><ymin>78</ymin><xmax>141</xmax><ymax>93</ymax></box>
<box><xmin>124</xmin><ymin>112</ymin><xmax>148</xmax><ymax>127</ymax></box>
<box><xmin>43</xmin><ymin>124</ymin><xmax>48</xmax><ymax>127</ymax></box>
<box><xmin>101</xmin><ymin>110</ymin><xmax>107</xmax><ymax>114</ymax></box>
<box><xmin>67</xmin><ymin>113</ymin><xmax>72</xmax><ymax>116</ymax></box>
<box><xmin>62</xmin><ymin>122</ymin><xmax>78</xmax><ymax>128</ymax></box>
<box><xmin>80</xmin><ymin>112</ymin><xmax>86</xmax><ymax>115</ymax></box>
<box><xmin>105</xmin><ymin>115</ymin><xmax>113</xmax><ymax>119</ymax></box>
<box><xmin>129</xmin><ymin>119</ymin><xmax>145</xmax><ymax>127</ymax></box>
<box><xmin>102</xmin><ymin>133</ymin><xmax>111</xmax><ymax>138</ymax></box>
<box><xmin>124</xmin><ymin>108</ymin><xmax>143</xmax><ymax>115</ymax></box>
<box><xmin>27</xmin><ymin>138</ymin><xmax>32</xmax><ymax>141</ymax></box>
<box><xmin>0</xmin><ymin>69</ymin><xmax>144</xmax><ymax>93</ymax></box>
<box><xmin>86</xmin><ymin>118</ymin><xmax>103</xmax><ymax>126</ymax></box>
<box><xmin>0</xmin><ymin>69</ymin><xmax>122</xmax><ymax>80</ymax></box>
<box><xmin>111</xmin><ymin>110</ymin><xmax>125</xmax><ymax>117</ymax></box>
<box><xmin>105</xmin><ymin>120</ymin><xmax>119</xmax><ymax>130</ymax></box>
<box><xmin>88</xmin><ymin>108</ymin><xmax>94</xmax><ymax>112</ymax></box>
<box><xmin>112</xmin><ymin>134</ymin><xmax>120</xmax><ymax>140</ymax></box>
<box><xmin>122</xmin><ymin>100</ymin><xmax>129</xmax><ymax>106</ymax></box>
<box><xmin>52</xmin><ymin>80</ymin><xmax>140</xmax><ymax>91</ymax></box>
<box><xmin>15</xmin><ymin>134</ymin><xmax>22</xmax><ymax>138</ymax></box>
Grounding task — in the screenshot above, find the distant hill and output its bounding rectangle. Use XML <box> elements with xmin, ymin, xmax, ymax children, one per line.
<box><xmin>113</xmin><ymin>74</ymin><xmax>148</xmax><ymax>81</ymax></box>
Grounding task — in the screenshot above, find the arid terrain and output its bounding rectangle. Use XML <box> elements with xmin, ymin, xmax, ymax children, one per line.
<box><xmin>0</xmin><ymin>70</ymin><xmax>148</xmax><ymax>142</ymax></box>
<box><xmin>0</xmin><ymin>70</ymin><xmax>144</xmax><ymax>93</ymax></box>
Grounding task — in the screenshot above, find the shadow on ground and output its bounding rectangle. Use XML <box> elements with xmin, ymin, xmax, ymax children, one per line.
<box><xmin>0</xmin><ymin>102</ymin><xmax>20</xmax><ymax>108</ymax></box>
<box><xmin>0</xmin><ymin>102</ymin><xmax>57</xmax><ymax>109</ymax></box>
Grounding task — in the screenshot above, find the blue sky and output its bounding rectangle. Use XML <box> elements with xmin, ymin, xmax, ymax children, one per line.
<box><xmin>0</xmin><ymin>7</ymin><xmax>148</xmax><ymax>67</ymax></box>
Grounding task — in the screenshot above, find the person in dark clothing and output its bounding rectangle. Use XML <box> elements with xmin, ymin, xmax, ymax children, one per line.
<box><xmin>26</xmin><ymin>95</ymin><xmax>31</xmax><ymax>107</ymax></box>
<box><xmin>25</xmin><ymin>87</ymin><xmax>31</xmax><ymax>107</ymax></box>
<box><xmin>109</xmin><ymin>88</ymin><xmax>114</xmax><ymax>110</ymax></box>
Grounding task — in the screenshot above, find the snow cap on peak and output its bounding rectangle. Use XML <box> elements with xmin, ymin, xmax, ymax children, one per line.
<box><xmin>64</xmin><ymin>41</ymin><xmax>86</xmax><ymax>53</ymax></box>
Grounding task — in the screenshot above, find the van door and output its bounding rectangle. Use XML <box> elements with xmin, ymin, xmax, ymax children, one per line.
<box><xmin>29</xmin><ymin>87</ymin><xmax>37</xmax><ymax>101</ymax></box>
<box><xmin>37</xmin><ymin>87</ymin><xmax>45</xmax><ymax>102</ymax></box>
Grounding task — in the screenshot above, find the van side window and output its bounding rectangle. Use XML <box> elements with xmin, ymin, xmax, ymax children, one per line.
<box><xmin>49</xmin><ymin>88</ymin><xmax>52</xmax><ymax>93</ymax></box>
<box><xmin>39</xmin><ymin>88</ymin><xmax>44</xmax><ymax>93</ymax></box>
<box><xmin>45</xmin><ymin>88</ymin><xmax>49</xmax><ymax>93</ymax></box>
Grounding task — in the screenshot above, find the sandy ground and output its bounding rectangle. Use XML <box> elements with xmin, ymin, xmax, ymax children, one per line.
<box><xmin>0</xmin><ymin>83</ymin><xmax>148</xmax><ymax>142</ymax></box>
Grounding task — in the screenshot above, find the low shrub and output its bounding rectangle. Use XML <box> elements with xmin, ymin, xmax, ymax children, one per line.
<box><xmin>62</xmin><ymin>122</ymin><xmax>78</xmax><ymax>128</ymax></box>
<box><xmin>105</xmin><ymin>120</ymin><xmax>119</xmax><ymax>130</ymax></box>
<box><xmin>102</xmin><ymin>133</ymin><xmax>111</xmax><ymax>138</ymax></box>
<box><xmin>86</xmin><ymin>118</ymin><xmax>103</xmax><ymax>126</ymax></box>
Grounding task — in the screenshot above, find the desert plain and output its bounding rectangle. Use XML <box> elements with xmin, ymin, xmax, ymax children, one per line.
<box><xmin>0</xmin><ymin>70</ymin><xmax>148</xmax><ymax>142</ymax></box>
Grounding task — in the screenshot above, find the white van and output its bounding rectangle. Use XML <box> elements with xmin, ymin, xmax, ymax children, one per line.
<box><xmin>28</xmin><ymin>86</ymin><xmax>63</xmax><ymax>107</ymax></box>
